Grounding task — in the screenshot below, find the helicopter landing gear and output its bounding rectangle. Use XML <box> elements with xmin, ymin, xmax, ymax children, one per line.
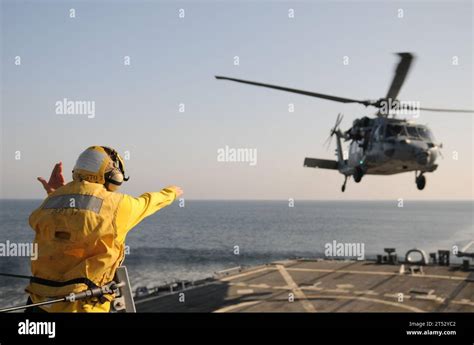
<box><xmin>416</xmin><ymin>172</ymin><xmax>426</xmax><ymax>190</ymax></box>
<box><xmin>341</xmin><ymin>176</ymin><xmax>348</xmax><ymax>192</ymax></box>
<box><xmin>353</xmin><ymin>167</ymin><xmax>364</xmax><ymax>183</ymax></box>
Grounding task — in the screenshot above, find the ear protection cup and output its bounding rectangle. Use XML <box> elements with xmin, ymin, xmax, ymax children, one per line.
<box><xmin>101</xmin><ymin>146</ymin><xmax>128</xmax><ymax>192</ymax></box>
<box><xmin>104</xmin><ymin>168</ymin><xmax>124</xmax><ymax>192</ymax></box>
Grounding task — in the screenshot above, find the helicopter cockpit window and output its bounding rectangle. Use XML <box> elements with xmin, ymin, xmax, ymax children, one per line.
<box><xmin>405</xmin><ymin>126</ymin><xmax>419</xmax><ymax>138</ymax></box>
<box><xmin>416</xmin><ymin>126</ymin><xmax>434</xmax><ymax>140</ymax></box>
<box><xmin>385</xmin><ymin>124</ymin><xmax>405</xmax><ymax>138</ymax></box>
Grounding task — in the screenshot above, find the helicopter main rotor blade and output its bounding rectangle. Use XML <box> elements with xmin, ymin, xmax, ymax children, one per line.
<box><xmin>385</xmin><ymin>53</ymin><xmax>414</xmax><ymax>101</ymax></box>
<box><xmin>418</xmin><ymin>107</ymin><xmax>474</xmax><ymax>113</ymax></box>
<box><xmin>215</xmin><ymin>76</ymin><xmax>373</xmax><ymax>106</ymax></box>
<box><xmin>398</xmin><ymin>104</ymin><xmax>474</xmax><ymax>113</ymax></box>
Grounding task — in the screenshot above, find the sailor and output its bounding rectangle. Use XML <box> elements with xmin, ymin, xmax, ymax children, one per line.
<box><xmin>26</xmin><ymin>146</ymin><xmax>183</xmax><ymax>312</ymax></box>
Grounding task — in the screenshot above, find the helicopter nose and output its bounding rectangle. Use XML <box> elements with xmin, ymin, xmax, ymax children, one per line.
<box><xmin>428</xmin><ymin>148</ymin><xmax>438</xmax><ymax>163</ymax></box>
<box><xmin>415</xmin><ymin>148</ymin><xmax>438</xmax><ymax>166</ymax></box>
<box><xmin>416</xmin><ymin>151</ymin><xmax>430</xmax><ymax>165</ymax></box>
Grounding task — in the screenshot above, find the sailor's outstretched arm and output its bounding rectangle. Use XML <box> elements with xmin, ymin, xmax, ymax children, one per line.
<box><xmin>116</xmin><ymin>186</ymin><xmax>183</xmax><ymax>236</ymax></box>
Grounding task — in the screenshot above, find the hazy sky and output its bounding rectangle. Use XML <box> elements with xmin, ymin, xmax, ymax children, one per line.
<box><xmin>1</xmin><ymin>0</ymin><xmax>473</xmax><ymax>200</ymax></box>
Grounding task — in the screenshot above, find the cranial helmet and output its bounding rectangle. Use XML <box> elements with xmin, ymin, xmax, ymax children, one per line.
<box><xmin>72</xmin><ymin>146</ymin><xmax>129</xmax><ymax>191</ymax></box>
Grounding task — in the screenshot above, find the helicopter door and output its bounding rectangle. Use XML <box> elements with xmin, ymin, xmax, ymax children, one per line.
<box><xmin>369</xmin><ymin>124</ymin><xmax>384</xmax><ymax>161</ymax></box>
<box><xmin>348</xmin><ymin>141</ymin><xmax>364</xmax><ymax>166</ymax></box>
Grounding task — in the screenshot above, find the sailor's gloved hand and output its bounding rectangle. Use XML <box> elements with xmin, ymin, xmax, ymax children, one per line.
<box><xmin>166</xmin><ymin>185</ymin><xmax>184</xmax><ymax>198</ymax></box>
<box><xmin>37</xmin><ymin>162</ymin><xmax>65</xmax><ymax>195</ymax></box>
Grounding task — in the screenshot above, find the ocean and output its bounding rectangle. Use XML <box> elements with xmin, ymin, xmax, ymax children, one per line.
<box><xmin>0</xmin><ymin>199</ymin><xmax>472</xmax><ymax>308</ymax></box>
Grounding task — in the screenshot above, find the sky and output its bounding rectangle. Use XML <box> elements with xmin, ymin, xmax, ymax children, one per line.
<box><xmin>1</xmin><ymin>0</ymin><xmax>473</xmax><ymax>200</ymax></box>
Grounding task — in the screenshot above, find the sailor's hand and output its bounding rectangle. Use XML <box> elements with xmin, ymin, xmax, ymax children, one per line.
<box><xmin>166</xmin><ymin>185</ymin><xmax>183</xmax><ymax>198</ymax></box>
<box><xmin>37</xmin><ymin>162</ymin><xmax>66</xmax><ymax>195</ymax></box>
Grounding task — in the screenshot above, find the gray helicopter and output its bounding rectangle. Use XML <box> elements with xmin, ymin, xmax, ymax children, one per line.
<box><xmin>216</xmin><ymin>53</ymin><xmax>473</xmax><ymax>192</ymax></box>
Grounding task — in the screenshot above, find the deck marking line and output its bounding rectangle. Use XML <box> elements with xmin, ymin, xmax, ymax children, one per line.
<box><xmin>452</xmin><ymin>299</ymin><xmax>474</xmax><ymax>307</ymax></box>
<box><xmin>286</xmin><ymin>267</ymin><xmax>467</xmax><ymax>281</ymax></box>
<box><xmin>305</xmin><ymin>294</ymin><xmax>425</xmax><ymax>312</ymax></box>
<box><xmin>213</xmin><ymin>301</ymin><xmax>261</xmax><ymax>313</ymax></box>
<box><xmin>276</xmin><ymin>264</ymin><xmax>316</xmax><ymax>313</ymax></box>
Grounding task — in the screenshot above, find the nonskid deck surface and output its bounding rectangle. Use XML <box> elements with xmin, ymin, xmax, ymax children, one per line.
<box><xmin>135</xmin><ymin>259</ymin><xmax>474</xmax><ymax>312</ymax></box>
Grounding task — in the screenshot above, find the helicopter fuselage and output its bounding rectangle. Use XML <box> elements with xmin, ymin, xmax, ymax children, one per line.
<box><xmin>346</xmin><ymin>118</ymin><xmax>439</xmax><ymax>176</ymax></box>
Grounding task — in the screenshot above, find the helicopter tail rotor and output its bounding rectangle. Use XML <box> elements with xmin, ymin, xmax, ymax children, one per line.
<box><xmin>324</xmin><ymin>113</ymin><xmax>344</xmax><ymax>150</ymax></box>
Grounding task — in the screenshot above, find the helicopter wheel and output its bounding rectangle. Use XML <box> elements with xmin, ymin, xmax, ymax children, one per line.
<box><xmin>353</xmin><ymin>167</ymin><xmax>363</xmax><ymax>183</ymax></box>
<box><xmin>341</xmin><ymin>176</ymin><xmax>348</xmax><ymax>192</ymax></box>
<box><xmin>416</xmin><ymin>174</ymin><xmax>426</xmax><ymax>190</ymax></box>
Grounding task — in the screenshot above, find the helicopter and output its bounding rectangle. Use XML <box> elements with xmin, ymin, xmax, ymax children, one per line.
<box><xmin>215</xmin><ymin>53</ymin><xmax>473</xmax><ymax>192</ymax></box>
